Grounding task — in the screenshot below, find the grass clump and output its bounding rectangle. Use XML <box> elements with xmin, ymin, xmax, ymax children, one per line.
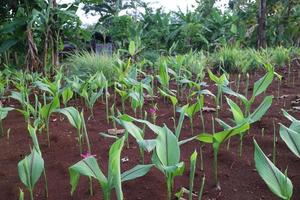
<box><xmin>65</xmin><ymin>51</ymin><xmax>120</xmax><ymax>82</ymax></box>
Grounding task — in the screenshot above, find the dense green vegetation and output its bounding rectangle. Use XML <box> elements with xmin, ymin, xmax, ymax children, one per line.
<box><xmin>1</xmin><ymin>0</ymin><xmax>300</xmax><ymax>74</ymax></box>
<box><xmin>1</xmin><ymin>1</ymin><xmax>300</xmax><ymax>200</ymax></box>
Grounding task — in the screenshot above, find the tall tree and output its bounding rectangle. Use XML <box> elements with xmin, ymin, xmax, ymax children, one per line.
<box><xmin>257</xmin><ymin>0</ymin><xmax>267</xmax><ymax>48</ymax></box>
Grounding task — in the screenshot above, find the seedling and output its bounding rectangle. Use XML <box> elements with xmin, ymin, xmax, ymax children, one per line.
<box><xmin>69</xmin><ymin>137</ymin><xmax>153</xmax><ymax>200</ymax></box>
<box><xmin>207</xmin><ymin>69</ymin><xmax>229</xmax><ymax>114</ymax></box>
<box><xmin>189</xmin><ymin>151</ymin><xmax>197</xmax><ymax>200</ymax></box>
<box><xmin>18</xmin><ymin>149</ymin><xmax>44</xmax><ymax>200</ymax></box>
<box><xmin>254</xmin><ymin>139</ymin><xmax>293</xmax><ymax>200</ymax></box>
<box><xmin>40</xmin><ymin>95</ymin><xmax>60</xmax><ymax>147</ymax></box>
<box><xmin>197</xmin><ymin>122</ymin><xmax>250</xmax><ymax>188</ymax></box>
<box><xmin>56</xmin><ymin>107</ymin><xmax>91</xmax><ymax>154</ymax></box>
<box><xmin>0</xmin><ymin>106</ymin><xmax>14</xmax><ymax>136</ymax></box>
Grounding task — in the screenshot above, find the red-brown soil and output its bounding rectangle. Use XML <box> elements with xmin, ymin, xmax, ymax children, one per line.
<box><xmin>1</xmin><ymin>66</ymin><xmax>300</xmax><ymax>200</ymax></box>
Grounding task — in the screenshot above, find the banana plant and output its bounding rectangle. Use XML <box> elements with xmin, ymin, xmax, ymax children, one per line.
<box><xmin>18</xmin><ymin>148</ymin><xmax>44</xmax><ymax>200</ymax></box>
<box><xmin>69</xmin><ymin>137</ymin><xmax>153</xmax><ymax>200</ymax></box>
<box><xmin>222</xmin><ymin>71</ymin><xmax>274</xmax><ymax>116</ymax></box>
<box><xmin>55</xmin><ymin>107</ymin><xmax>91</xmax><ymax>154</ymax></box>
<box><xmin>40</xmin><ymin>95</ymin><xmax>60</xmax><ymax>147</ymax></box>
<box><xmin>197</xmin><ymin>122</ymin><xmax>250</xmax><ymax>188</ymax></box>
<box><xmin>254</xmin><ymin>139</ymin><xmax>293</xmax><ymax>200</ymax></box>
<box><xmin>0</xmin><ymin>106</ymin><xmax>14</xmax><ymax>136</ymax></box>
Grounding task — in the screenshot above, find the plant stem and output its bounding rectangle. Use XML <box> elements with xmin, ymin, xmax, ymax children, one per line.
<box><xmin>226</xmin><ymin>138</ymin><xmax>231</xmax><ymax>150</ymax></box>
<box><xmin>166</xmin><ymin>175</ymin><xmax>173</xmax><ymax>200</ymax></box>
<box><xmin>29</xmin><ymin>189</ymin><xmax>34</xmax><ymax>200</ymax></box>
<box><xmin>198</xmin><ymin>175</ymin><xmax>205</xmax><ymax>200</ymax></box>
<box><xmin>0</xmin><ymin>120</ymin><xmax>3</xmax><ymax>136</ymax></box>
<box><xmin>89</xmin><ymin>177</ymin><xmax>93</xmax><ymax>196</ymax></box>
<box><xmin>273</xmin><ymin>119</ymin><xmax>276</xmax><ymax>165</ymax></box>
<box><xmin>200</xmin><ymin>110</ymin><xmax>205</xmax><ymax>133</ymax></box>
<box><xmin>43</xmin><ymin>170</ymin><xmax>48</xmax><ymax>198</ymax></box>
<box><xmin>190</xmin><ymin>117</ymin><xmax>194</xmax><ymax>136</ymax></box>
<box><xmin>105</xmin><ymin>82</ymin><xmax>109</xmax><ymax>124</ymax></box>
<box><xmin>200</xmin><ymin>145</ymin><xmax>204</xmax><ymax>171</ymax></box>
<box><xmin>46</xmin><ymin>122</ymin><xmax>50</xmax><ymax>147</ymax></box>
<box><xmin>239</xmin><ymin>135</ymin><xmax>243</xmax><ymax>157</ymax></box>
<box><xmin>213</xmin><ymin>148</ymin><xmax>220</xmax><ymax>189</ymax></box>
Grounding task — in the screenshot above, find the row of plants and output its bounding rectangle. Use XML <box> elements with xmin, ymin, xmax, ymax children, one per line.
<box><xmin>0</xmin><ymin>56</ymin><xmax>295</xmax><ymax>199</ymax></box>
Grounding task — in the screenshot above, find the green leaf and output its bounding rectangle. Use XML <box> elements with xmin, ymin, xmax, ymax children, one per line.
<box><xmin>108</xmin><ymin>137</ymin><xmax>125</xmax><ymax>200</ymax></box>
<box><xmin>197</xmin><ymin>133</ymin><xmax>213</xmax><ymax>143</ymax></box>
<box><xmin>0</xmin><ymin>107</ymin><xmax>14</xmax><ymax>120</ymax></box>
<box><xmin>69</xmin><ymin>156</ymin><xmax>107</xmax><ymax>195</ymax></box>
<box><xmin>62</xmin><ymin>87</ymin><xmax>74</xmax><ymax>105</ymax></box>
<box><xmin>253</xmin><ymin>72</ymin><xmax>274</xmax><ymax>97</ymax></box>
<box><xmin>40</xmin><ymin>95</ymin><xmax>60</xmax><ymax>120</ymax></box>
<box><xmin>279</xmin><ymin>124</ymin><xmax>300</xmax><ymax>158</ymax></box>
<box><xmin>254</xmin><ymin>139</ymin><xmax>293</xmax><ymax>200</ymax></box>
<box><xmin>18</xmin><ymin>149</ymin><xmax>44</xmax><ymax>191</ymax></box>
<box><xmin>249</xmin><ymin>96</ymin><xmax>273</xmax><ymax>123</ymax></box>
<box><xmin>129</xmin><ymin>41</ymin><xmax>135</xmax><ymax>56</ymax></box>
<box><xmin>156</xmin><ymin>126</ymin><xmax>180</xmax><ymax>167</ymax></box>
<box><xmin>28</xmin><ymin>125</ymin><xmax>41</xmax><ymax>154</ymax></box>
<box><xmin>0</xmin><ymin>39</ymin><xmax>18</xmax><ymax>53</ymax></box>
<box><xmin>226</xmin><ymin>97</ymin><xmax>244</xmax><ymax>124</ymax></box>
<box><xmin>56</xmin><ymin>107</ymin><xmax>82</xmax><ymax>130</ymax></box>
<box><xmin>213</xmin><ymin>122</ymin><xmax>249</xmax><ymax>144</ymax></box>
<box><xmin>121</xmin><ymin>164</ymin><xmax>154</xmax><ymax>182</ymax></box>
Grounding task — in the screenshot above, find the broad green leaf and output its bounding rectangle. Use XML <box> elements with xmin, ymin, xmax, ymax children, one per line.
<box><xmin>137</xmin><ymin>139</ymin><xmax>156</xmax><ymax>152</ymax></box>
<box><xmin>0</xmin><ymin>39</ymin><xmax>18</xmax><ymax>53</ymax></box>
<box><xmin>28</xmin><ymin>125</ymin><xmax>41</xmax><ymax>154</ymax></box>
<box><xmin>249</xmin><ymin>96</ymin><xmax>273</xmax><ymax>123</ymax></box>
<box><xmin>222</xmin><ymin>86</ymin><xmax>248</xmax><ymax>105</ymax></box>
<box><xmin>18</xmin><ymin>149</ymin><xmax>44</xmax><ymax>191</ymax></box>
<box><xmin>282</xmin><ymin>110</ymin><xmax>300</xmax><ymax>132</ymax></box>
<box><xmin>62</xmin><ymin>87</ymin><xmax>74</xmax><ymax>105</ymax></box>
<box><xmin>207</xmin><ymin>69</ymin><xmax>219</xmax><ymax>83</ymax></box>
<box><xmin>253</xmin><ymin>72</ymin><xmax>274</xmax><ymax>97</ymax></box>
<box><xmin>108</xmin><ymin>137</ymin><xmax>125</xmax><ymax>200</ymax></box>
<box><xmin>197</xmin><ymin>133</ymin><xmax>213</xmax><ymax>143</ymax></box>
<box><xmin>56</xmin><ymin>107</ymin><xmax>82</xmax><ymax>130</ymax></box>
<box><xmin>156</xmin><ymin>126</ymin><xmax>180</xmax><ymax>166</ymax></box>
<box><xmin>158</xmin><ymin>61</ymin><xmax>170</xmax><ymax>89</ymax></box>
<box><xmin>69</xmin><ymin>156</ymin><xmax>107</xmax><ymax>195</ymax></box>
<box><xmin>0</xmin><ymin>107</ymin><xmax>14</xmax><ymax>120</ymax></box>
<box><xmin>121</xmin><ymin>164</ymin><xmax>153</xmax><ymax>182</ymax></box>
<box><xmin>279</xmin><ymin>124</ymin><xmax>300</xmax><ymax>158</ymax></box>
<box><xmin>175</xmin><ymin>105</ymin><xmax>188</xmax><ymax>138</ymax></box>
<box><xmin>40</xmin><ymin>95</ymin><xmax>60</xmax><ymax>120</ymax></box>
<box><xmin>254</xmin><ymin>139</ymin><xmax>293</xmax><ymax>199</ymax></box>
<box><xmin>213</xmin><ymin>122</ymin><xmax>249</xmax><ymax>143</ymax></box>
<box><xmin>226</xmin><ymin>98</ymin><xmax>244</xmax><ymax>124</ymax></box>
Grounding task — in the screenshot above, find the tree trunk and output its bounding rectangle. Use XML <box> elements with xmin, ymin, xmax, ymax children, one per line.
<box><xmin>257</xmin><ymin>0</ymin><xmax>267</xmax><ymax>48</ymax></box>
